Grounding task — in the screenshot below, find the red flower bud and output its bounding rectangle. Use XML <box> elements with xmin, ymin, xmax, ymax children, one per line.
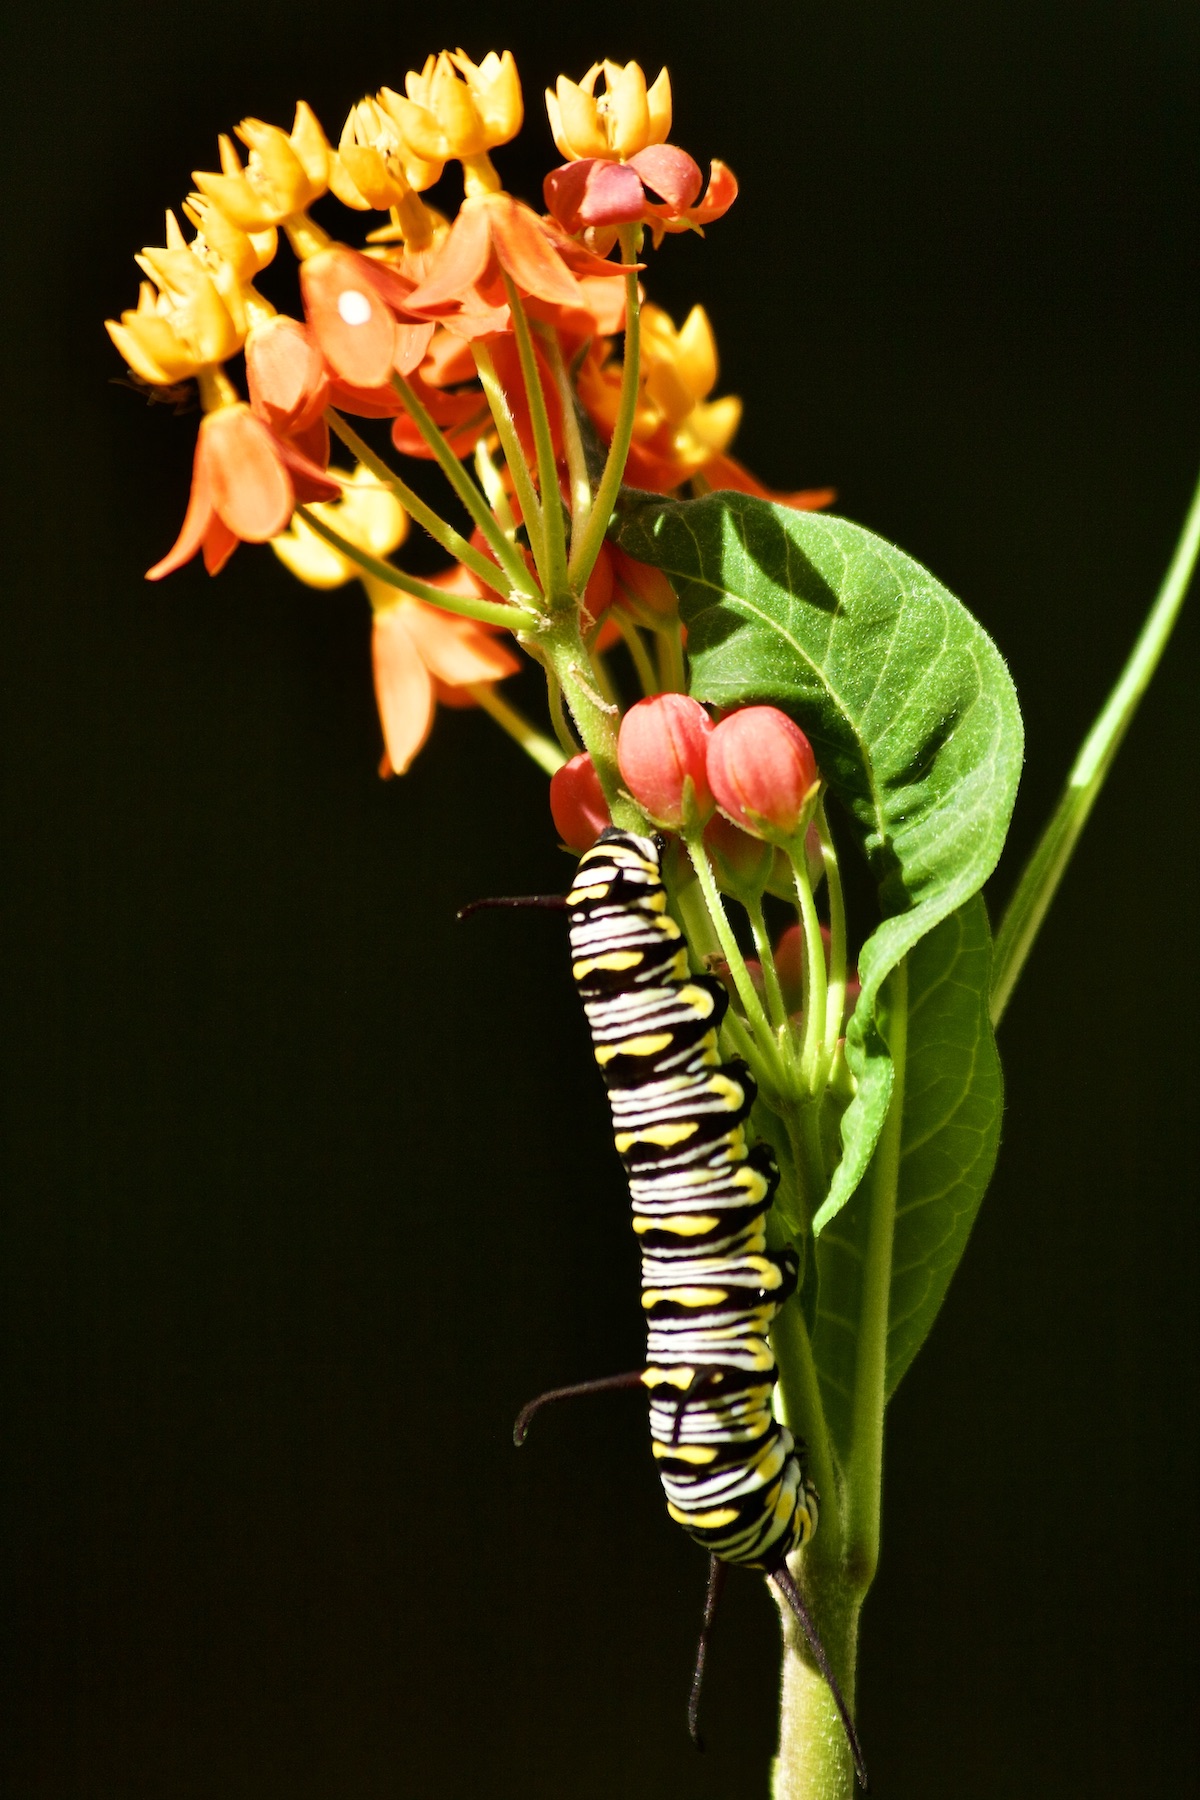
<box><xmin>617</xmin><ymin>693</ymin><xmax>714</xmax><ymax>829</ymax></box>
<box><xmin>706</xmin><ymin>706</ymin><xmax>819</xmax><ymax>842</ymax></box>
<box><xmin>704</xmin><ymin>812</ymin><xmax>775</xmax><ymax>896</ymax></box>
<box><xmin>550</xmin><ymin>752</ymin><xmax>611</xmax><ymax>852</ymax></box>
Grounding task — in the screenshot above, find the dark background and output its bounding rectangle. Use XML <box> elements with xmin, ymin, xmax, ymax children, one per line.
<box><xmin>2</xmin><ymin>1</ymin><xmax>1197</xmax><ymax>1794</ymax></box>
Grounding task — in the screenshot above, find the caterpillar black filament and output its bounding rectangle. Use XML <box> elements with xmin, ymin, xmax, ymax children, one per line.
<box><xmin>500</xmin><ymin>829</ymin><xmax>866</xmax><ymax>1783</ymax></box>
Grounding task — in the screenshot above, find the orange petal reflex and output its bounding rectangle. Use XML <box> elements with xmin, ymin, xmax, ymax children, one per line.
<box><xmin>145</xmin><ymin>431</ymin><xmax>216</xmax><ymax>580</ymax></box>
<box><xmin>372</xmin><ymin>607</ymin><xmax>437</xmax><ymax>775</ymax></box>
<box><xmin>203</xmin><ymin>405</ymin><xmax>295</xmax><ymax>542</ymax></box>
<box><xmin>301</xmin><ymin>246</ymin><xmax>397</xmax><ymax>387</ymax></box>
<box><xmin>400</xmin><ymin>601</ymin><xmax>520</xmax><ymax>686</ymax></box>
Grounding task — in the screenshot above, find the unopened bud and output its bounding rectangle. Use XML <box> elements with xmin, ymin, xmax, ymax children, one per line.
<box><xmin>704</xmin><ymin>812</ymin><xmax>774</xmax><ymax>898</ymax></box>
<box><xmin>550</xmin><ymin>752</ymin><xmax>611</xmax><ymax>851</ymax></box>
<box><xmin>707</xmin><ymin>706</ymin><xmax>819</xmax><ymax>843</ymax></box>
<box><xmin>617</xmin><ymin>693</ymin><xmax>714</xmax><ymax>829</ymax></box>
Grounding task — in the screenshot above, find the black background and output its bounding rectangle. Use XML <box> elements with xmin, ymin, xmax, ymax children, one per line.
<box><xmin>2</xmin><ymin>1</ymin><xmax>1197</xmax><ymax>1794</ymax></box>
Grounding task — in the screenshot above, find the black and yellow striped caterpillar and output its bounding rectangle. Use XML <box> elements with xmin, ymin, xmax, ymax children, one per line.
<box><xmin>499</xmin><ymin>830</ymin><xmax>865</xmax><ymax>1780</ymax></box>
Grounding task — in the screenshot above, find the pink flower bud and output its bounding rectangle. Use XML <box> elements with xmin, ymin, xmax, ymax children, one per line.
<box><xmin>617</xmin><ymin>693</ymin><xmax>714</xmax><ymax>829</ymax></box>
<box><xmin>704</xmin><ymin>812</ymin><xmax>775</xmax><ymax>896</ymax></box>
<box><xmin>550</xmin><ymin>752</ymin><xmax>611</xmax><ymax>852</ymax></box>
<box><xmin>707</xmin><ymin>706</ymin><xmax>819</xmax><ymax>842</ymax></box>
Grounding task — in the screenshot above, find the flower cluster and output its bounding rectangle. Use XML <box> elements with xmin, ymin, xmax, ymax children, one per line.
<box><xmin>107</xmin><ymin>49</ymin><xmax>831</xmax><ymax>782</ymax></box>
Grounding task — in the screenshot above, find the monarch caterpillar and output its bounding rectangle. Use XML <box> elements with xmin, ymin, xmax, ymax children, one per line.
<box><xmin>466</xmin><ymin>830</ymin><xmax>866</xmax><ymax>1782</ymax></box>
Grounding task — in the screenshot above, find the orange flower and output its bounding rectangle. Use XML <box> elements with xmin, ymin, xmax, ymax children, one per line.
<box><xmin>245</xmin><ymin>314</ymin><xmax>330</xmax><ymax>434</ymax></box>
<box><xmin>543</xmin><ymin>63</ymin><xmax>735</xmax><ymax>244</ymax></box>
<box><xmin>402</xmin><ymin>192</ymin><xmax>627</xmax><ymax>339</ymax></box>
<box><xmin>371</xmin><ymin>568</ymin><xmax>521</xmax><ymax>775</ymax></box>
<box><xmin>299</xmin><ymin>244</ymin><xmax>433</xmax><ymax>387</ymax></box>
<box><xmin>147</xmin><ymin>401</ymin><xmax>338</xmax><ymax>581</ymax></box>
<box><xmin>578</xmin><ymin>304</ymin><xmax>832</xmax><ymax>508</ymax></box>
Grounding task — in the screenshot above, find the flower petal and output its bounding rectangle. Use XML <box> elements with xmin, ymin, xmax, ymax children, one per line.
<box><xmin>301</xmin><ymin>246</ymin><xmax>397</xmax><ymax>387</ymax></box>
<box><xmin>627</xmin><ymin>145</ymin><xmax>702</xmax><ymax>213</ymax></box>
<box><xmin>204</xmin><ymin>406</ymin><xmax>295</xmax><ymax>541</ymax></box>
<box><xmin>400</xmin><ymin>601</ymin><xmax>520</xmax><ymax>685</ymax></box>
<box><xmin>701</xmin><ymin>450</ymin><xmax>835</xmax><ymax>512</ymax></box>
<box><xmin>372</xmin><ymin>607</ymin><xmax>437</xmax><ymax>775</ymax></box>
<box><xmin>201</xmin><ymin>515</ymin><xmax>240</xmax><ymax>575</ymax></box>
<box><xmin>546</xmin><ymin>158</ymin><xmax>647</xmax><ymax>230</ymax></box>
<box><xmin>403</xmin><ymin>201</ymin><xmax>493</xmax><ymax>314</ymax></box>
<box><xmin>145</xmin><ymin>433</ymin><xmax>215</xmax><ymax>580</ymax></box>
<box><xmin>485</xmin><ymin>194</ymin><xmax>583</xmax><ymax>308</ymax></box>
<box><xmin>246</xmin><ymin>315</ymin><xmax>329</xmax><ymax>434</ymax></box>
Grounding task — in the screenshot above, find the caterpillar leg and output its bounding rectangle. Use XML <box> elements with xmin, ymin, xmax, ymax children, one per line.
<box><xmin>768</xmin><ymin>1562</ymin><xmax>870</xmax><ymax>1791</ymax></box>
<box><xmin>513</xmin><ymin>1371</ymin><xmax>645</xmax><ymax>1446</ymax></box>
<box><xmin>687</xmin><ymin>1554</ymin><xmax>728</xmax><ymax>1751</ymax></box>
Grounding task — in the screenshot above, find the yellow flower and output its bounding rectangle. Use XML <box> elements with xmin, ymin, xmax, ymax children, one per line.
<box><xmin>329</xmin><ymin>96</ymin><xmax>444</xmax><ymax>211</ymax></box>
<box><xmin>106</xmin><ymin>247</ymin><xmax>243</xmax><ymax>386</ymax></box>
<box><xmin>381</xmin><ymin>49</ymin><xmax>523</xmax><ymax>164</ymax></box>
<box><xmin>546</xmin><ymin>61</ymin><xmax>672</xmax><ymax>162</ymax></box>
<box><xmin>270</xmin><ymin>464</ymin><xmax>409</xmax><ymax>588</ymax></box>
<box><xmin>640</xmin><ymin>304</ymin><xmax>741</xmax><ymax>453</ymax></box>
<box><xmin>192</xmin><ymin>102</ymin><xmax>330</xmax><ymax>230</ymax></box>
<box><xmin>178</xmin><ymin>195</ymin><xmax>277</xmax><ymax>286</ymax></box>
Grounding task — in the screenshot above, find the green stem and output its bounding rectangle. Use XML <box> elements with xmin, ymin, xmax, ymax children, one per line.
<box><xmin>502</xmin><ymin>276</ymin><xmax>569</xmax><ymax>599</ymax></box>
<box><xmin>466</xmin><ymin>683</ymin><xmax>565</xmax><ymax>775</ymax></box>
<box><xmin>541</xmin><ymin>619</ymin><xmax>635</xmax><ymax>823</ymax></box>
<box><xmin>747</xmin><ymin>895</ymin><xmax>789</xmax><ymax>1033</ymax></box>
<box><xmin>816</xmin><ymin>799</ymin><xmax>848</xmax><ymax>1048</ymax></box>
<box><xmin>991</xmin><ymin>462</ymin><xmax>1200</xmax><ymax>1025</ymax></box>
<box><xmin>567</xmin><ymin>228</ymin><xmax>642</xmax><ymax>591</ymax></box>
<box><xmin>612</xmin><ymin>611</ymin><xmax>660</xmax><ymax>697</ymax></box>
<box><xmin>472</xmin><ymin>341</ymin><xmax>547</xmax><ymax>577</ymax></box>
<box><xmin>841</xmin><ymin>958</ymin><xmax>908</xmax><ymax>1594</ymax></box>
<box><xmin>293</xmin><ymin>509</ymin><xmax>533</xmax><ymax>630</ymax></box>
<box><xmin>390</xmin><ymin>371</ymin><xmax>539</xmax><ymax>602</ymax></box>
<box><xmin>683</xmin><ymin>828</ymin><xmax>787</xmax><ymax>1087</ymax></box>
<box><xmin>656</xmin><ymin>618</ymin><xmax>686</xmax><ymax>694</ymax></box>
<box><xmin>790</xmin><ymin>844</ymin><xmax>829</xmax><ymax>1093</ymax></box>
<box><xmin>772</xmin><ymin>1294</ymin><xmax>838</xmax><ymax>1544</ymax></box>
<box><xmin>543</xmin><ymin>664</ymin><xmax>578</xmax><ymax>758</ymax></box>
<box><xmin>324</xmin><ymin>409</ymin><xmax>511</xmax><ymax>600</ymax></box>
<box><xmin>772</xmin><ymin>1572</ymin><xmax>860</xmax><ymax>1800</ymax></box>
<box><xmin>538</xmin><ymin>325</ymin><xmax>592</xmax><ymax>532</ymax></box>
<box><xmin>674</xmin><ymin>877</ymin><xmax>759</xmax><ymax>1067</ymax></box>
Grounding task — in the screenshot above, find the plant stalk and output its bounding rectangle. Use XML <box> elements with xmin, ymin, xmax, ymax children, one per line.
<box><xmin>991</xmin><ymin>463</ymin><xmax>1200</xmax><ymax>1024</ymax></box>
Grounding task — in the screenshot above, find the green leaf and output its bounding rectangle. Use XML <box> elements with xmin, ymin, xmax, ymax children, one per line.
<box><xmin>614</xmin><ymin>493</ymin><xmax>1022</xmax><ymax>1230</ymax></box>
<box><xmin>811</xmin><ymin>897</ymin><xmax>1003</xmax><ymax>1461</ymax></box>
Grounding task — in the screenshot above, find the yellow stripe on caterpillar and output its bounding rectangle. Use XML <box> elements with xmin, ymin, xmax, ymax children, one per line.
<box><xmin>614</xmin><ymin>1121</ymin><xmax>697</xmax><ymax>1151</ymax></box>
<box><xmin>631</xmin><ymin>1213</ymin><xmax>719</xmax><ymax>1236</ymax></box>
<box><xmin>572</xmin><ymin>951</ymin><xmax>644</xmax><ymax>979</ymax></box>
<box><xmin>668</xmin><ymin>1503</ymin><xmax>740</xmax><ymax>1529</ymax></box>
<box><xmin>594</xmin><ymin>1032</ymin><xmax>674</xmax><ymax>1064</ymax></box>
<box><xmin>653</xmin><ymin>1442</ymin><xmax>717</xmax><ymax>1464</ymax></box>
<box><xmin>642</xmin><ymin>1366</ymin><xmax>695</xmax><ymax>1390</ymax></box>
<box><xmin>642</xmin><ymin>1286</ymin><xmax>729</xmax><ymax>1309</ymax></box>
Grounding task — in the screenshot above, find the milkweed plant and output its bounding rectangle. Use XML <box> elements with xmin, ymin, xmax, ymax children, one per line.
<box><xmin>106</xmin><ymin>47</ymin><xmax>1199</xmax><ymax>1798</ymax></box>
